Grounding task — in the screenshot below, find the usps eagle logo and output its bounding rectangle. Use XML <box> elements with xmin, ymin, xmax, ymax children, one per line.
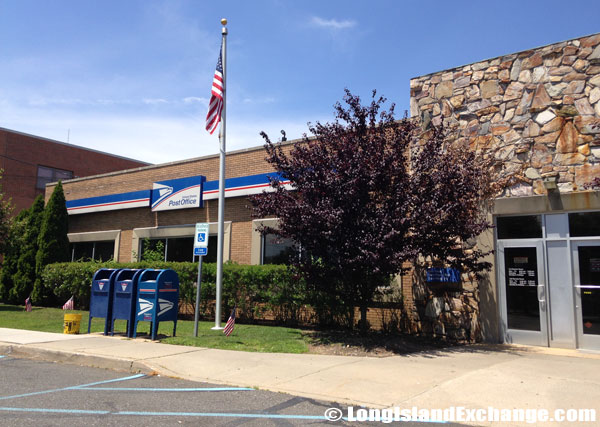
<box><xmin>151</xmin><ymin>183</ymin><xmax>173</xmax><ymax>208</ymax></box>
<box><xmin>138</xmin><ymin>298</ymin><xmax>153</xmax><ymax>316</ymax></box>
<box><xmin>137</xmin><ymin>298</ymin><xmax>174</xmax><ymax>317</ymax></box>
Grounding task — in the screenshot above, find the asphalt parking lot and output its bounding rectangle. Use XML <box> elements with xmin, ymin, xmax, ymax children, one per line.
<box><xmin>0</xmin><ymin>356</ymin><xmax>350</xmax><ymax>426</ymax></box>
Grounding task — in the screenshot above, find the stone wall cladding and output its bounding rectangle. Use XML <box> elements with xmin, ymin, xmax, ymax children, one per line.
<box><xmin>407</xmin><ymin>33</ymin><xmax>600</xmax><ymax>343</ymax></box>
<box><xmin>410</xmin><ymin>33</ymin><xmax>600</xmax><ymax>197</ymax></box>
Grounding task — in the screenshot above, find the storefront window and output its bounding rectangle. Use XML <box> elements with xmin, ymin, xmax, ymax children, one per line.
<box><xmin>70</xmin><ymin>241</ymin><xmax>114</xmax><ymax>261</ymax></box>
<box><xmin>569</xmin><ymin>212</ymin><xmax>600</xmax><ymax>237</ymax></box>
<box><xmin>496</xmin><ymin>215</ymin><xmax>543</xmax><ymax>239</ymax></box>
<box><xmin>262</xmin><ymin>233</ymin><xmax>295</xmax><ymax>264</ymax></box>
<box><xmin>166</xmin><ymin>237</ymin><xmax>193</xmax><ymax>262</ymax></box>
<box><xmin>141</xmin><ymin>237</ymin><xmax>217</xmax><ymax>262</ymax></box>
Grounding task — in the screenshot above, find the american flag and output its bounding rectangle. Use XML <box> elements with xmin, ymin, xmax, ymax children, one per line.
<box><xmin>205</xmin><ymin>45</ymin><xmax>224</xmax><ymax>135</ymax></box>
<box><xmin>62</xmin><ymin>296</ymin><xmax>74</xmax><ymax>311</ymax></box>
<box><xmin>223</xmin><ymin>306</ymin><xmax>236</xmax><ymax>337</ymax></box>
<box><xmin>25</xmin><ymin>297</ymin><xmax>32</xmax><ymax>312</ymax></box>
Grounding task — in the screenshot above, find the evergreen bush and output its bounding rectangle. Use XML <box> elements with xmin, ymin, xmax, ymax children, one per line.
<box><xmin>9</xmin><ymin>196</ymin><xmax>44</xmax><ymax>304</ymax></box>
<box><xmin>0</xmin><ymin>209</ymin><xmax>28</xmax><ymax>302</ymax></box>
<box><xmin>32</xmin><ymin>182</ymin><xmax>70</xmax><ymax>305</ymax></box>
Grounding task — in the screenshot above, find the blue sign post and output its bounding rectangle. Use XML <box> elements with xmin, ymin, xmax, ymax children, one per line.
<box><xmin>193</xmin><ymin>223</ymin><xmax>209</xmax><ymax>337</ymax></box>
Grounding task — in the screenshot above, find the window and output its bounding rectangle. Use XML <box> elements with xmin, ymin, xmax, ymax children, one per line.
<box><xmin>496</xmin><ymin>215</ymin><xmax>543</xmax><ymax>239</ymax></box>
<box><xmin>141</xmin><ymin>237</ymin><xmax>218</xmax><ymax>262</ymax></box>
<box><xmin>36</xmin><ymin>165</ymin><xmax>73</xmax><ymax>190</ymax></box>
<box><xmin>262</xmin><ymin>233</ymin><xmax>295</xmax><ymax>264</ymax></box>
<box><xmin>70</xmin><ymin>241</ymin><xmax>114</xmax><ymax>261</ymax></box>
<box><xmin>569</xmin><ymin>212</ymin><xmax>600</xmax><ymax>237</ymax></box>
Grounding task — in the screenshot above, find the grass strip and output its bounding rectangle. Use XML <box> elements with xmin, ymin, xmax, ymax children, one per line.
<box><xmin>0</xmin><ymin>304</ymin><xmax>308</xmax><ymax>354</ymax></box>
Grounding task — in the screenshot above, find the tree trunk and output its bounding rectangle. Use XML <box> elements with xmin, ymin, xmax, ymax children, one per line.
<box><xmin>359</xmin><ymin>304</ymin><xmax>368</xmax><ymax>335</ymax></box>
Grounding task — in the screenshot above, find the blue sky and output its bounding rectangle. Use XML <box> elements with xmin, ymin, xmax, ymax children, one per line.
<box><xmin>1</xmin><ymin>0</ymin><xmax>599</xmax><ymax>164</ymax></box>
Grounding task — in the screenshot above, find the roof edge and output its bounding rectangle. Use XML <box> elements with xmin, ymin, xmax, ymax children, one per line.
<box><xmin>0</xmin><ymin>127</ymin><xmax>151</xmax><ymax>166</ymax></box>
<box><xmin>410</xmin><ymin>31</ymin><xmax>600</xmax><ymax>81</ymax></box>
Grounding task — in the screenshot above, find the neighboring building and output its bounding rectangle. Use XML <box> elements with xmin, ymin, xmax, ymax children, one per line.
<box><xmin>48</xmin><ymin>33</ymin><xmax>600</xmax><ymax>351</ymax></box>
<box><xmin>0</xmin><ymin>127</ymin><xmax>149</xmax><ymax>214</ymax></box>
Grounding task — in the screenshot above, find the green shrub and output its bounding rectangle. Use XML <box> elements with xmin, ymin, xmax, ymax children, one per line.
<box><xmin>10</xmin><ymin>196</ymin><xmax>44</xmax><ymax>304</ymax></box>
<box><xmin>0</xmin><ymin>209</ymin><xmax>27</xmax><ymax>302</ymax></box>
<box><xmin>39</xmin><ymin>261</ymin><xmax>305</xmax><ymax>324</ymax></box>
<box><xmin>33</xmin><ymin>182</ymin><xmax>70</xmax><ymax>306</ymax></box>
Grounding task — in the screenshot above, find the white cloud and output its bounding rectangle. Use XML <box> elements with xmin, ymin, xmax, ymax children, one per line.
<box><xmin>183</xmin><ymin>96</ymin><xmax>208</xmax><ymax>105</ymax></box>
<box><xmin>28</xmin><ymin>98</ymin><xmax>86</xmax><ymax>107</ymax></box>
<box><xmin>310</xmin><ymin>16</ymin><xmax>357</xmax><ymax>30</ymax></box>
<box><xmin>142</xmin><ymin>98</ymin><xmax>169</xmax><ymax>105</ymax></box>
<box><xmin>242</xmin><ymin>97</ymin><xmax>276</xmax><ymax>105</ymax></box>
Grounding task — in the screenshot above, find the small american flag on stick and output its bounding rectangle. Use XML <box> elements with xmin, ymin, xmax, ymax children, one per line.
<box><xmin>205</xmin><ymin>45</ymin><xmax>224</xmax><ymax>135</ymax></box>
<box><xmin>25</xmin><ymin>297</ymin><xmax>32</xmax><ymax>312</ymax></box>
<box><xmin>62</xmin><ymin>296</ymin><xmax>74</xmax><ymax>311</ymax></box>
<box><xmin>223</xmin><ymin>306</ymin><xmax>236</xmax><ymax>337</ymax></box>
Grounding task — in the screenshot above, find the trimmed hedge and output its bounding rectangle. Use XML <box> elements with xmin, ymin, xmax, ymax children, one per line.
<box><xmin>40</xmin><ymin>261</ymin><xmax>307</xmax><ymax>324</ymax></box>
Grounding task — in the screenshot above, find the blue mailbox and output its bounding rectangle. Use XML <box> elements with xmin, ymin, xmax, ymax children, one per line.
<box><xmin>111</xmin><ymin>269</ymin><xmax>144</xmax><ymax>338</ymax></box>
<box><xmin>133</xmin><ymin>269</ymin><xmax>179</xmax><ymax>341</ymax></box>
<box><xmin>88</xmin><ymin>268</ymin><xmax>121</xmax><ymax>335</ymax></box>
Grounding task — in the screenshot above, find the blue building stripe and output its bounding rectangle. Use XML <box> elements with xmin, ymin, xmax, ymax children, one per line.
<box><xmin>67</xmin><ymin>190</ymin><xmax>150</xmax><ymax>209</ymax></box>
<box><xmin>202</xmin><ymin>172</ymin><xmax>284</xmax><ymax>194</ymax></box>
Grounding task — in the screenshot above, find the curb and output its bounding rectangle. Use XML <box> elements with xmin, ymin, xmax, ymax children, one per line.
<box><xmin>0</xmin><ymin>343</ymin><xmax>155</xmax><ymax>375</ymax></box>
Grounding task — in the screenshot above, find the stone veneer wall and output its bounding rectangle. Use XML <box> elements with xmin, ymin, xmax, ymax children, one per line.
<box><xmin>405</xmin><ymin>33</ymin><xmax>600</xmax><ymax>343</ymax></box>
<box><xmin>410</xmin><ymin>33</ymin><xmax>600</xmax><ymax>196</ymax></box>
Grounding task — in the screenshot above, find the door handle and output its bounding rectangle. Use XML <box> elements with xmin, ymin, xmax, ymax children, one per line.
<box><xmin>537</xmin><ymin>284</ymin><xmax>546</xmax><ymax>303</ymax></box>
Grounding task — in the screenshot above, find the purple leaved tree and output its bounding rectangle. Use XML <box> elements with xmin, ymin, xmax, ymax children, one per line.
<box><xmin>251</xmin><ymin>90</ymin><xmax>496</xmax><ymax>333</ymax></box>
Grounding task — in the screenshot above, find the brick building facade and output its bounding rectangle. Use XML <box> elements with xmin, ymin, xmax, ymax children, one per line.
<box><xmin>0</xmin><ymin>127</ymin><xmax>149</xmax><ymax>214</ymax></box>
<box><xmin>47</xmin><ymin>144</ymin><xmax>285</xmax><ymax>265</ymax></box>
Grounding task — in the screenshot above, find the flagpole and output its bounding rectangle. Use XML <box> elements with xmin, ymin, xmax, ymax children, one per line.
<box><xmin>213</xmin><ymin>18</ymin><xmax>227</xmax><ymax>330</ymax></box>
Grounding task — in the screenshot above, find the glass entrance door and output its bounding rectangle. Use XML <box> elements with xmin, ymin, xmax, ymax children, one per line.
<box><xmin>498</xmin><ymin>241</ymin><xmax>549</xmax><ymax>346</ymax></box>
<box><xmin>573</xmin><ymin>242</ymin><xmax>600</xmax><ymax>351</ymax></box>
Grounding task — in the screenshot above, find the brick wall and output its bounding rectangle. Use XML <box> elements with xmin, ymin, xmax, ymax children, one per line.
<box><xmin>0</xmin><ymin>128</ymin><xmax>148</xmax><ymax>214</ymax></box>
<box><xmin>52</xmin><ymin>142</ymin><xmax>293</xmax><ymax>264</ymax></box>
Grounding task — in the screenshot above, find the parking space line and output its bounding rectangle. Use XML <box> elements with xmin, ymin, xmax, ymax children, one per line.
<box><xmin>84</xmin><ymin>387</ymin><xmax>254</xmax><ymax>392</ymax></box>
<box><xmin>116</xmin><ymin>410</ymin><xmax>327</xmax><ymax>420</ymax></box>
<box><xmin>0</xmin><ymin>407</ymin><xmax>110</xmax><ymax>415</ymax></box>
<box><xmin>0</xmin><ymin>373</ymin><xmax>145</xmax><ymax>401</ymax></box>
<box><xmin>71</xmin><ymin>373</ymin><xmax>146</xmax><ymax>389</ymax></box>
<box><xmin>0</xmin><ymin>406</ymin><xmax>327</xmax><ymax>420</ymax></box>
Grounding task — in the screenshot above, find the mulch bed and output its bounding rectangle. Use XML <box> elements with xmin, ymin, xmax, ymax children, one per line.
<box><xmin>303</xmin><ymin>330</ymin><xmax>461</xmax><ymax>357</ymax></box>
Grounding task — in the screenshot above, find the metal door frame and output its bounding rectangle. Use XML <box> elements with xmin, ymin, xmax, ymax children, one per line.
<box><xmin>497</xmin><ymin>240</ymin><xmax>549</xmax><ymax>346</ymax></box>
<box><xmin>572</xmin><ymin>240</ymin><xmax>600</xmax><ymax>351</ymax></box>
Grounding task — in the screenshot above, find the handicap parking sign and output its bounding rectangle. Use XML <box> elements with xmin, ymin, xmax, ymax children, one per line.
<box><xmin>194</xmin><ymin>223</ymin><xmax>209</xmax><ymax>257</ymax></box>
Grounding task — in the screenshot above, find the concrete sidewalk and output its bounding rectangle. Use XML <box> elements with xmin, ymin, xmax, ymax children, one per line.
<box><xmin>1</xmin><ymin>327</ymin><xmax>599</xmax><ymax>420</ymax></box>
